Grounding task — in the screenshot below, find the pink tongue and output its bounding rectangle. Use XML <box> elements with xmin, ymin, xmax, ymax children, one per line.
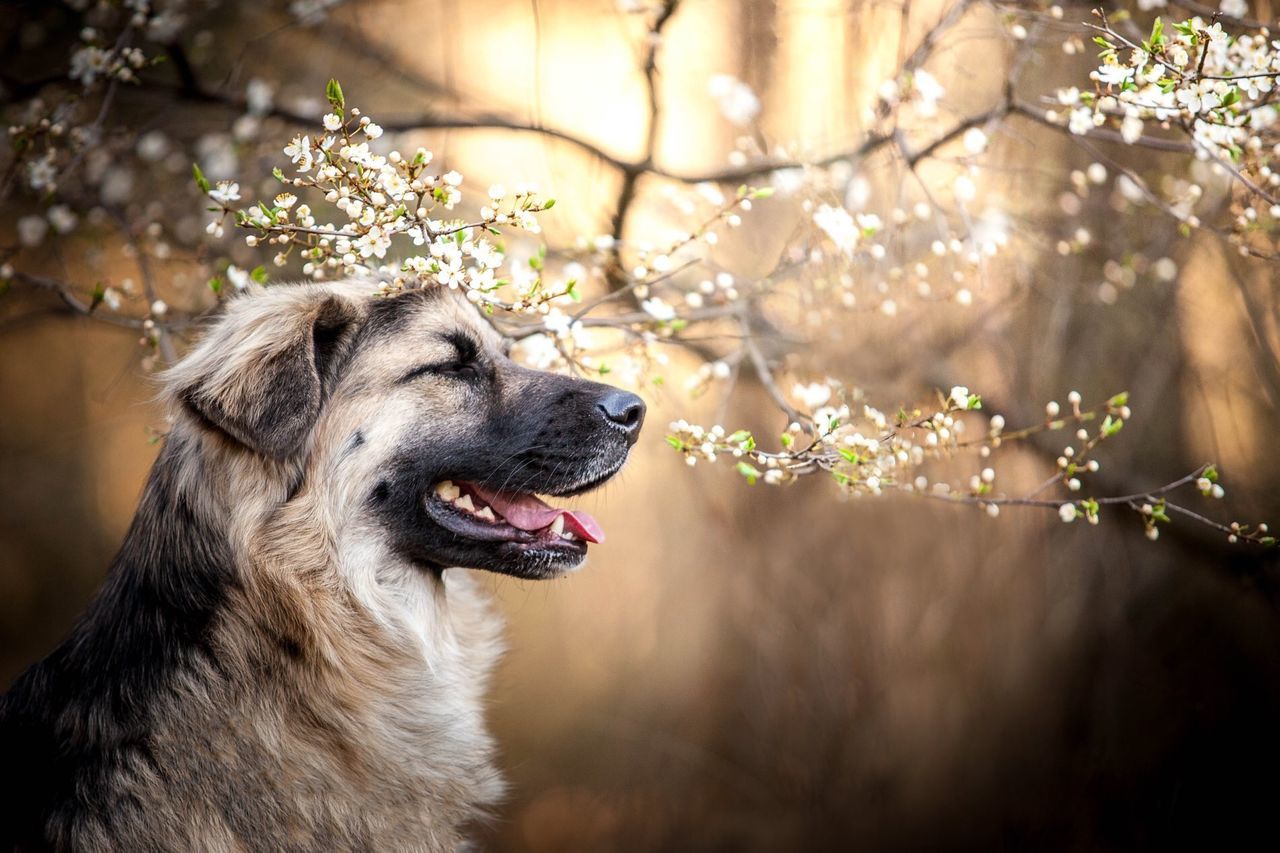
<box><xmin>466</xmin><ymin>484</ymin><xmax>604</xmax><ymax>544</ymax></box>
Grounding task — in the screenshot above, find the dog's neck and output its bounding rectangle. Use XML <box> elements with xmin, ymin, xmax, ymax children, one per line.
<box><xmin>70</xmin><ymin>423</ymin><xmax>507</xmax><ymax>847</ymax></box>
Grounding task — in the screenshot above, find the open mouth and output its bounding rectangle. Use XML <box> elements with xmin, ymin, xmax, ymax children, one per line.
<box><xmin>423</xmin><ymin>479</ymin><xmax>604</xmax><ymax>555</ymax></box>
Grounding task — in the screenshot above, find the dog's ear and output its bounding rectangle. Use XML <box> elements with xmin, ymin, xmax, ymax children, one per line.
<box><xmin>171</xmin><ymin>289</ymin><xmax>360</xmax><ymax>460</ymax></box>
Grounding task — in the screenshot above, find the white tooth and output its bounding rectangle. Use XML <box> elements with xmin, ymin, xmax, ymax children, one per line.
<box><xmin>561</xmin><ymin>531</ymin><xmax>577</xmax><ymax>541</ymax></box>
<box><xmin>435</xmin><ymin>481</ymin><xmax>460</xmax><ymax>501</ymax></box>
<box><xmin>455</xmin><ymin>494</ymin><xmax>475</xmax><ymax>512</ymax></box>
<box><xmin>475</xmin><ymin>506</ymin><xmax>496</xmax><ymax>522</ymax></box>
<box><xmin>548</xmin><ymin>516</ymin><xmax>565</xmax><ymax>536</ymax></box>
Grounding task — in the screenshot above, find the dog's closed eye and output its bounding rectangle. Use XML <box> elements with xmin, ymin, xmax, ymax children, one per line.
<box><xmin>399</xmin><ymin>332</ymin><xmax>484</xmax><ymax>383</ymax></box>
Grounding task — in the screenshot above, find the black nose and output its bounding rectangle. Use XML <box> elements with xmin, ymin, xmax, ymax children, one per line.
<box><xmin>596</xmin><ymin>389</ymin><xmax>646</xmax><ymax>445</ymax></box>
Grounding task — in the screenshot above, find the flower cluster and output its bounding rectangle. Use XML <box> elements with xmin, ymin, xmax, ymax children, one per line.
<box><xmin>1059</xmin><ymin>10</ymin><xmax>1280</xmax><ymax>251</ymax></box>
<box><xmin>3</xmin><ymin>0</ymin><xmax>171</xmax><ymax>209</ymax></box>
<box><xmin>202</xmin><ymin>83</ymin><xmax>783</xmax><ymax>390</ymax></box>
<box><xmin>667</xmin><ymin>382</ymin><xmax>991</xmax><ymax>495</ymax></box>
<box><xmin>70</xmin><ymin>32</ymin><xmax>148</xmax><ymax>87</ymax></box>
<box><xmin>202</xmin><ymin>81</ymin><xmax>564</xmax><ymax>312</ymax></box>
<box><xmin>808</xmin><ymin>196</ymin><xmax>1005</xmax><ymax>315</ymax></box>
<box><xmin>666</xmin><ymin>388</ymin><xmax>1265</xmax><ymax>545</ymax></box>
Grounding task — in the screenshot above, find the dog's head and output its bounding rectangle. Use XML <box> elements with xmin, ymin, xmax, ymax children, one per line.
<box><xmin>167</xmin><ymin>281</ymin><xmax>644</xmax><ymax>580</ymax></box>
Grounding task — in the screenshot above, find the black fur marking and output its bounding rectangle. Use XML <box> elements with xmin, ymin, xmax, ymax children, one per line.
<box><xmin>359</xmin><ymin>287</ymin><xmax>447</xmax><ymax>342</ymax></box>
<box><xmin>441</xmin><ymin>331</ymin><xmax>479</xmax><ymax>365</ymax></box>
<box><xmin>285</xmin><ymin>466</ymin><xmax>307</xmax><ymax>503</ymax></box>
<box><xmin>0</xmin><ymin>433</ymin><xmax>239</xmax><ymax>850</ymax></box>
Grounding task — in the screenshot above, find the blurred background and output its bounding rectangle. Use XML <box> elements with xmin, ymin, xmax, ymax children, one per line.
<box><xmin>3</xmin><ymin>0</ymin><xmax>1280</xmax><ymax>849</ymax></box>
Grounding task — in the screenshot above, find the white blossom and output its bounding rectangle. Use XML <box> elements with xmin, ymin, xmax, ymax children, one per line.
<box><xmin>641</xmin><ymin>297</ymin><xmax>677</xmax><ymax>322</ymax></box>
<box><xmin>17</xmin><ymin>215</ymin><xmax>47</xmax><ymax>247</ymax></box>
<box><xmin>708</xmin><ymin>74</ymin><xmax>761</xmax><ymax>127</ymax></box>
<box><xmin>911</xmin><ymin>69</ymin><xmax>945</xmax><ymax>117</ymax></box>
<box><xmin>246</xmin><ymin>79</ymin><xmax>274</xmax><ymax>116</ymax></box>
<box><xmin>47</xmin><ymin>205</ymin><xmax>77</xmax><ymax>234</ymax></box>
<box><xmin>962</xmin><ymin>127</ymin><xmax>988</xmax><ymax>155</ymax></box>
<box><xmin>209</xmin><ymin>181</ymin><xmax>241</xmax><ymax>204</ymax></box>
<box><xmin>793</xmin><ymin>382</ymin><xmax>833</xmax><ymax>410</ymax></box>
<box><xmin>813</xmin><ymin>204</ymin><xmax>859</xmax><ymax>254</ymax></box>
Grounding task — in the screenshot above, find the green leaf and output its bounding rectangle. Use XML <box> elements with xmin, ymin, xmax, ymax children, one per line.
<box><xmin>89</xmin><ymin>282</ymin><xmax>105</xmax><ymax>312</ymax></box>
<box><xmin>838</xmin><ymin>447</ymin><xmax>860</xmax><ymax>464</ymax></box>
<box><xmin>326</xmin><ymin>78</ymin><xmax>345</xmax><ymax>110</ymax></box>
<box><xmin>1108</xmin><ymin>391</ymin><xmax>1129</xmax><ymax>407</ymax></box>
<box><xmin>192</xmin><ymin>162</ymin><xmax>210</xmax><ymax>193</ymax></box>
<box><xmin>272</xmin><ymin>167</ymin><xmax>286</xmax><ymax>182</ymax></box>
<box><xmin>666</xmin><ymin>435</ymin><xmax>685</xmax><ymax>450</ymax></box>
<box><xmin>736</xmin><ymin>462</ymin><xmax>762</xmax><ymax>484</ymax></box>
<box><xmin>1203</xmin><ymin>465</ymin><xmax>1218</xmax><ymax>482</ymax></box>
<box><xmin>1149</xmin><ymin>499</ymin><xmax>1171</xmax><ymax>524</ymax></box>
<box><xmin>542</xmin><ymin>198</ymin><xmax>555</xmax><ymax>210</ymax></box>
<box><xmin>566</xmin><ymin>279</ymin><xmax>581</xmax><ymax>302</ymax></box>
<box><xmin>250</xmin><ymin>265</ymin><xmax>268</xmax><ymax>284</ymax></box>
<box><xmin>208</xmin><ymin>275</ymin><xmax>223</xmax><ymax>294</ymax></box>
<box><xmin>727</xmin><ymin>429</ymin><xmax>752</xmax><ymax>444</ymax></box>
<box><xmin>751</xmin><ymin>187</ymin><xmax>775</xmax><ymax>199</ymax></box>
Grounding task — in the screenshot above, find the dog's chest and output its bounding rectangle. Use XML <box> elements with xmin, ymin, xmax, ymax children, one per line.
<box><xmin>164</xmin><ymin>571</ymin><xmax>508</xmax><ymax>849</ymax></box>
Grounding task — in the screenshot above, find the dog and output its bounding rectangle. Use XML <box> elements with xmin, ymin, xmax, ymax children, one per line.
<box><xmin>0</xmin><ymin>280</ymin><xmax>645</xmax><ymax>851</ymax></box>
